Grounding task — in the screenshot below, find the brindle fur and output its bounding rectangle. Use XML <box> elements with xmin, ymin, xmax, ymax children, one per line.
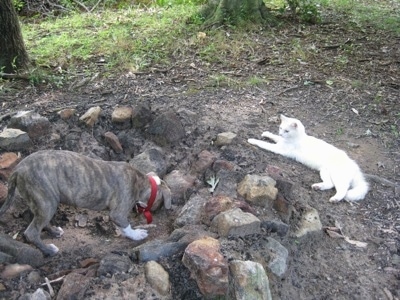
<box><xmin>0</xmin><ymin>150</ymin><xmax>171</xmax><ymax>256</ymax></box>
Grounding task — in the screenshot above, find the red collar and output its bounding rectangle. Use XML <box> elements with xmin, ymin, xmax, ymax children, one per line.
<box><xmin>136</xmin><ymin>176</ymin><xmax>158</xmax><ymax>224</ymax></box>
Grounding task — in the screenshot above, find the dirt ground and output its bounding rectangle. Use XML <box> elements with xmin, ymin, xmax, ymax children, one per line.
<box><xmin>0</xmin><ymin>16</ymin><xmax>399</xmax><ymax>300</ymax></box>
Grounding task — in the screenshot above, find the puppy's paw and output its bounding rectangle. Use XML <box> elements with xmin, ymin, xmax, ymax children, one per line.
<box><xmin>55</xmin><ymin>227</ymin><xmax>64</xmax><ymax>238</ymax></box>
<box><xmin>46</xmin><ymin>244</ymin><xmax>59</xmax><ymax>256</ymax></box>
<box><xmin>121</xmin><ymin>225</ymin><xmax>148</xmax><ymax>241</ymax></box>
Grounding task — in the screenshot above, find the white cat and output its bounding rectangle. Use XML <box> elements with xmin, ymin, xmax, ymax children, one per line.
<box><xmin>248</xmin><ymin>114</ymin><xmax>369</xmax><ymax>202</ymax></box>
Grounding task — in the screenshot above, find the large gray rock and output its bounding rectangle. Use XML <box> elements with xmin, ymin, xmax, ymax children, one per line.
<box><xmin>211</xmin><ymin>208</ymin><xmax>260</xmax><ymax>237</ymax></box>
<box><xmin>174</xmin><ymin>191</ymin><xmax>208</xmax><ymax>228</ymax></box>
<box><xmin>9</xmin><ymin>111</ymin><xmax>51</xmax><ymax>139</ymax></box>
<box><xmin>129</xmin><ymin>148</ymin><xmax>167</xmax><ymax>177</ymax></box>
<box><xmin>147</xmin><ymin>111</ymin><xmax>185</xmax><ymax>146</ymax></box>
<box><xmin>0</xmin><ymin>128</ymin><xmax>31</xmax><ymax>151</ymax></box>
<box><xmin>97</xmin><ymin>253</ymin><xmax>132</xmax><ymax>276</ymax></box>
<box><xmin>228</xmin><ymin>260</ymin><xmax>272</xmax><ymax>300</ymax></box>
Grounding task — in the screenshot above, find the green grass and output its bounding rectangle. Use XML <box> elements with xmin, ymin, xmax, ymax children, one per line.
<box><xmin>20</xmin><ymin>0</ymin><xmax>400</xmax><ymax>85</ymax></box>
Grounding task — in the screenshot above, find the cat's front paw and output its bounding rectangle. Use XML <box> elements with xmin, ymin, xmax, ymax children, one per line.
<box><xmin>261</xmin><ymin>131</ymin><xmax>274</xmax><ymax>139</ymax></box>
<box><xmin>248</xmin><ymin>138</ymin><xmax>258</xmax><ymax>145</ymax></box>
<box><xmin>329</xmin><ymin>197</ymin><xmax>342</xmax><ymax>203</ymax></box>
<box><xmin>311</xmin><ymin>183</ymin><xmax>322</xmax><ymax>190</ymax></box>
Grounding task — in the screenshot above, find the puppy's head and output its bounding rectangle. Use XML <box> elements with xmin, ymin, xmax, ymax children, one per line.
<box><xmin>146</xmin><ymin>172</ymin><xmax>172</xmax><ymax>211</ymax></box>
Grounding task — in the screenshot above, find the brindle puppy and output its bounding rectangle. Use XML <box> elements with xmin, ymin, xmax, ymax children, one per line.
<box><xmin>0</xmin><ymin>150</ymin><xmax>171</xmax><ymax>256</ymax></box>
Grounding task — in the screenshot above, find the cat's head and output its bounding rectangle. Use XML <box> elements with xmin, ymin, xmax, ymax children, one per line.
<box><xmin>279</xmin><ymin>114</ymin><xmax>306</xmax><ymax>139</ymax></box>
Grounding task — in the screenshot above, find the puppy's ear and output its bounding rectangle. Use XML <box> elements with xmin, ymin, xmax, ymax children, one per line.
<box><xmin>160</xmin><ymin>180</ymin><xmax>172</xmax><ymax>209</ymax></box>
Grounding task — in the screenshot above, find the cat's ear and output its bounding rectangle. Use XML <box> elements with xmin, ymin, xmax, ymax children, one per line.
<box><xmin>290</xmin><ymin>122</ymin><xmax>298</xmax><ymax>129</ymax></box>
<box><xmin>280</xmin><ymin>114</ymin><xmax>287</xmax><ymax>121</ymax></box>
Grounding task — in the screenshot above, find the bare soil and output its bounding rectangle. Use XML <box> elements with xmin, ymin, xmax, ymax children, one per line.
<box><xmin>0</xmin><ymin>17</ymin><xmax>399</xmax><ymax>299</ymax></box>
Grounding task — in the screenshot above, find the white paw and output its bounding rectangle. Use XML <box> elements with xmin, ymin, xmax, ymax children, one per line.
<box><xmin>121</xmin><ymin>225</ymin><xmax>148</xmax><ymax>241</ymax></box>
<box><xmin>248</xmin><ymin>138</ymin><xmax>257</xmax><ymax>145</ymax></box>
<box><xmin>311</xmin><ymin>183</ymin><xmax>322</xmax><ymax>190</ymax></box>
<box><xmin>47</xmin><ymin>244</ymin><xmax>59</xmax><ymax>255</ymax></box>
<box><xmin>261</xmin><ymin>131</ymin><xmax>273</xmax><ymax>138</ymax></box>
<box><xmin>329</xmin><ymin>197</ymin><xmax>342</xmax><ymax>203</ymax></box>
<box><xmin>56</xmin><ymin>227</ymin><xmax>64</xmax><ymax>237</ymax></box>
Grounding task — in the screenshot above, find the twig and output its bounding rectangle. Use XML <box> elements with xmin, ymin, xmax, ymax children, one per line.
<box><xmin>365</xmin><ymin>174</ymin><xmax>399</xmax><ymax>189</ymax></box>
<box><xmin>41</xmin><ymin>275</ymin><xmax>65</xmax><ymax>287</ymax></box>
<box><xmin>276</xmin><ymin>85</ymin><xmax>300</xmax><ymax>96</ymax></box>
<box><xmin>90</xmin><ymin>0</ymin><xmax>103</xmax><ymax>12</ymax></box>
<box><xmin>72</xmin><ymin>0</ymin><xmax>89</xmax><ymax>12</ymax></box>
<box><xmin>44</xmin><ymin>277</ymin><xmax>55</xmax><ymax>297</ymax></box>
<box><xmin>1</xmin><ymin>73</ymin><xmax>29</xmax><ymax>80</ymax></box>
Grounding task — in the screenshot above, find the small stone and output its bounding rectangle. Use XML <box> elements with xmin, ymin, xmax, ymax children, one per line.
<box><xmin>27</xmin><ymin>271</ymin><xmax>42</xmax><ymax>285</ymax></box>
<box><xmin>104</xmin><ymin>131</ymin><xmax>123</xmax><ymax>153</ymax></box>
<box><xmin>237</xmin><ymin>174</ymin><xmax>278</xmax><ymax>207</ymax></box>
<box><xmin>214</xmin><ymin>132</ymin><xmax>237</xmax><ymax>146</ymax></box>
<box><xmin>294</xmin><ymin>206</ymin><xmax>322</xmax><ymax>237</ymax></box>
<box><xmin>58</xmin><ymin>108</ymin><xmax>76</xmax><ymax>120</ymax></box>
<box><xmin>145</xmin><ymin>261</ymin><xmax>170</xmax><ymax>296</ymax></box>
<box><xmin>211</xmin><ymin>208</ymin><xmax>261</xmax><ymax>237</ymax></box>
<box><xmin>0</xmin><ymin>152</ymin><xmax>20</xmax><ymax>169</ymax></box>
<box><xmin>112</xmin><ymin>106</ymin><xmax>133</xmax><ymax>123</ymax></box>
<box><xmin>0</xmin><ymin>183</ymin><xmax>7</xmax><ymax>202</ymax></box>
<box><xmin>79</xmin><ymin>106</ymin><xmax>101</xmax><ymax>127</ymax></box>
<box><xmin>1</xmin><ymin>264</ymin><xmax>33</xmax><ymax>279</ymax></box>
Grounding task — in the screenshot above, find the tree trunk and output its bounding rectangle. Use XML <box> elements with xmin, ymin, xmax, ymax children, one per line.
<box><xmin>200</xmin><ymin>0</ymin><xmax>271</xmax><ymax>27</ymax></box>
<box><xmin>0</xmin><ymin>0</ymin><xmax>29</xmax><ymax>74</ymax></box>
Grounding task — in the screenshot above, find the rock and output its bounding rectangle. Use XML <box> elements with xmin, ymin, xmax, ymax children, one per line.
<box><xmin>104</xmin><ymin>131</ymin><xmax>123</xmax><ymax>153</ymax></box>
<box><xmin>212</xmin><ymin>169</ymin><xmax>240</xmax><ymax>198</ymax></box>
<box><xmin>79</xmin><ymin>106</ymin><xmax>101</xmax><ymax>127</ymax></box>
<box><xmin>9</xmin><ymin>111</ymin><xmax>51</xmax><ymax>139</ymax></box>
<box><xmin>211</xmin><ymin>208</ymin><xmax>261</xmax><ymax>237</ymax></box>
<box><xmin>147</xmin><ymin>111</ymin><xmax>185</xmax><ymax>145</ymax></box>
<box><xmin>163</xmin><ymin>170</ymin><xmax>196</xmax><ymax>204</ymax></box>
<box><xmin>213</xmin><ymin>159</ymin><xmax>236</xmax><ymax>172</ymax></box>
<box><xmin>132</xmin><ymin>104</ymin><xmax>153</xmax><ymax>128</ymax></box>
<box><xmin>27</xmin><ymin>271</ymin><xmax>42</xmax><ymax>285</ymax></box>
<box><xmin>294</xmin><ymin>206</ymin><xmax>322</xmax><ymax>237</ymax></box>
<box><xmin>145</xmin><ymin>261</ymin><xmax>170</xmax><ymax>296</ymax></box>
<box><xmin>182</xmin><ymin>237</ymin><xmax>228</xmax><ymax>297</ymax></box>
<box><xmin>214</xmin><ymin>132</ymin><xmax>237</xmax><ymax>146</ymax></box>
<box><xmin>0</xmin><ymin>233</ymin><xmax>44</xmax><ymax>267</ymax></box>
<box><xmin>1</xmin><ymin>264</ymin><xmax>33</xmax><ymax>279</ymax></box>
<box><xmin>112</xmin><ymin>106</ymin><xmax>133</xmax><ymax>129</ymax></box>
<box><xmin>273</xmin><ymin>193</ymin><xmax>293</xmax><ymax>222</ymax></box>
<box><xmin>190</xmin><ymin>150</ymin><xmax>218</xmax><ymax>175</ymax></box>
<box><xmin>202</xmin><ymin>195</ymin><xmax>235</xmax><ymax>225</ymax></box>
<box><xmin>0</xmin><ymin>128</ymin><xmax>31</xmax><ymax>151</ymax></box>
<box><xmin>0</xmin><ymin>152</ymin><xmax>20</xmax><ymax>169</ymax></box>
<box><xmin>129</xmin><ymin>148</ymin><xmax>167</xmax><ymax>176</ymax></box>
<box><xmin>261</xmin><ymin>220</ymin><xmax>289</xmax><ymax>237</ymax></box>
<box><xmin>237</xmin><ymin>174</ymin><xmax>278</xmax><ymax>207</ymax></box>
<box><xmin>174</xmin><ymin>191</ymin><xmax>208</xmax><ymax>228</ymax></box>
<box><xmin>0</xmin><ymin>183</ymin><xmax>7</xmax><ymax>202</ymax></box>
<box><xmin>56</xmin><ymin>272</ymin><xmax>90</xmax><ymax>300</ymax></box>
<box><xmin>20</xmin><ymin>288</ymin><xmax>51</xmax><ymax>300</ymax></box>
<box><xmin>228</xmin><ymin>260</ymin><xmax>272</xmax><ymax>300</ymax></box>
<box><xmin>264</xmin><ymin>237</ymin><xmax>288</xmax><ymax>277</ymax></box>
<box><xmin>133</xmin><ymin>239</ymin><xmax>188</xmax><ymax>263</ymax></box>
<box><xmin>58</xmin><ymin>108</ymin><xmax>76</xmax><ymax>120</ymax></box>
<box><xmin>97</xmin><ymin>253</ymin><xmax>132</xmax><ymax>276</ymax></box>
<box><xmin>167</xmin><ymin>225</ymin><xmax>216</xmax><ymax>243</ymax></box>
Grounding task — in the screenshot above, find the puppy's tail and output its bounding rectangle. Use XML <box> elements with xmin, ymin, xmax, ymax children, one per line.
<box><xmin>0</xmin><ymin>172</ymin><xmax>17</xmax><ymax>217</ymax></box>
<box><xmin>345</xmin><ymin>171</ymin><xmax>369</xmax><ymax>201</ymax></box>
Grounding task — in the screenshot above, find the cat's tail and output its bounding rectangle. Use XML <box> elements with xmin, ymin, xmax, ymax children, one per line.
<box><xmin>345</xmin><ymin>171</ymin><xmax>369</xmax><ymax>201</ymax></box>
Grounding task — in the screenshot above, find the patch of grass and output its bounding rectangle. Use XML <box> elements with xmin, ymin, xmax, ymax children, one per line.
<box><xmin>317</xmin><ymin>0</ymin><xmax>400</xmax><ymax>33</ymax></box>
<box><xmin>22</xmin><ymin>5</ymin><xmax>199</xmax><ymax>74</ymax></box>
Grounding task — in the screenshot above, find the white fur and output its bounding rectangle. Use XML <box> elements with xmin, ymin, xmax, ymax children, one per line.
<box><xmin>120</xmin><ymin>224</ymin><xmax>148</xmax><ymax>240</ymax></box>
<box><xmin>248</xmin><ymin>115</ymin><xmax>369</xmax><ymax>202</ymax></box>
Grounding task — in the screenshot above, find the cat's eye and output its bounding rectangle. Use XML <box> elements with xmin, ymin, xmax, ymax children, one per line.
<box><xmin>284</xmin><ymin>130</ymin><xmax>289</xmax><ymax>133</ymax></box>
